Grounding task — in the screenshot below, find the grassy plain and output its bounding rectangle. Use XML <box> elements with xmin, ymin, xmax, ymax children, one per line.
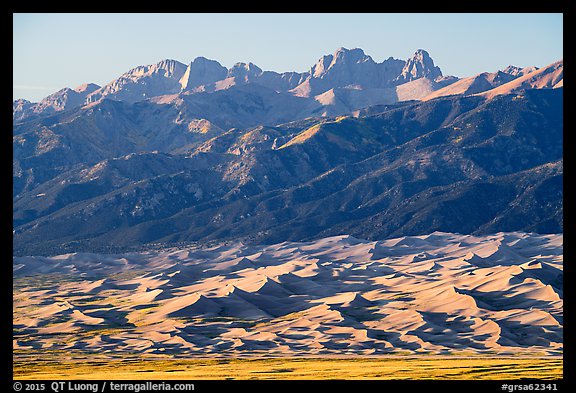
<box><xmin>13</xmin><ymin>356</ymin><xmax>562</xmax><ymax>380</ymax></box>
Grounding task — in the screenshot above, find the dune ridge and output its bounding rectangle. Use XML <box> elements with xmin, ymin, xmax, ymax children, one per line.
<box><xmin>13</xmin><ymin>232</ymin><xmax>562</xmax><ymax>357</ymax></box>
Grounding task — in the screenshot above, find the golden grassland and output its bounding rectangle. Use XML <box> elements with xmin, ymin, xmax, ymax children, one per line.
<box><xmin>13</xmin><ymin>356</ymin><xmax>562</xmax><ymax>380</ymax></box>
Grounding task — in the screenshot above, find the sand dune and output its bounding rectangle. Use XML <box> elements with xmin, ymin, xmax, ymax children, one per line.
<box><xmin>13</xmin><ymin>232</ymin><xmax>562</xmax><ymax>357</ymax></box>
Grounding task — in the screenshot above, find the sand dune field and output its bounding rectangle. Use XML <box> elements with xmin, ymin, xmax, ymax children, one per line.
<box><xmin>14</xmin><ymin>232</ymin><xmax>562</xmax><ymax>359</ymax></box>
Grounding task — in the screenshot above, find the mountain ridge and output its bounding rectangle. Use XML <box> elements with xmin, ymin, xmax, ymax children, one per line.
<box><xmin>12</xmin><ymin>46</ymin><xmax>563</xmax><ymax>255</ymax></box>
<box><xmin>14</xmin><ymin>47</ymin><xmax>451</xmax><ymax>122</ymax></box>
<box><xmin>13</xmin><ymin>87</ymin><xmax>563</xmax><ymax>256</ymax></box>
<box><xmin>14</xmin><ymin>48</ymin><xmax>562</xmax><ymax>128</ymax></box>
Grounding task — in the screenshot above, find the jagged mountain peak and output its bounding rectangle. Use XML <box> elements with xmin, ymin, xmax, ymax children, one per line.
<box><xmin>180</xmin><ymin>57</ymin><xmax>228</xmax><ymax>92</ymax></box>
<box><xmin>191</xmin><ymin>56</ymin><xmax>219</xmax><ymax>64</ymax></box>
<box><xmin>225</xmin><ymin>62</ymin><xmax>264</xmax><ymax>85</ymax></box>
<box><xmin>14</xmin><ymin>83</ymin><xmax>102</xmax><ymax>119</ymax></box>
<box><xmin>86</xmin><ymin>59</ymin><xmax>188</xmax><ymax>104</ymax></box>
<box><xmin>74</xmin><ymin>83</ymin><xmax>101</xmax><ymax>94</ymax></box>
<box><xmin>502</xmin><ymin>65</ymin><xmax>523</xmax><ymax>76</ymax></box>
<box><xmin>293</xmin><ymin>47</ymin><xmax>442</xmax><ymax>98</ymax></box>
<box><xmin>13</xmin><ymin>99</ymin><xmax>34</xmax><ymax>114</ymax></box>
<box><xmin>408</xmin><ymin>49</ymin><xmax>437</xmax><ymax>69</ymax></box>
<box><xmin>229</xmin><ymin>62</ymin><xmax>263</xmax><ymax>75</ymax></box>
<box><xmin>411</xmin><ymin>48</ymin><xmax>432</xmax><ymax>59</ymax></box>
<box><xmin>13</xmin><ymin>98</ymin><xmax>32</xmax><ymax>105</ymax></box>
<box><xmin>311</xmin><ymin>53</ymin><xmax>334</xmax><ymax>78</ymax></box>
<box><xmin>331</xmin><ymin>47</ymin><xmax>374</xmax><ymax>67</ymax></box>
<box><xmin>333</xmin><ymin>47</ymin><xmax>371</xmax><ymax>60</ymax></box>
<box><xmin>397</xmin><ymin>49</ymin><xmax>442</xmax><ymax>83</ymax></box>
<box><xmin>123</xmin><ymin>59</ymin><xmax>187</xmax><ymax>79</ymax></box>
<box><xmin>502</xmin><ymin>65</ymin><xmax>539</xmax><ymax>77</ymax></box>
<box><xmin>312</xmin><ymin>47</ymin><xmax>374</xmax><ymax>78</ymax></box>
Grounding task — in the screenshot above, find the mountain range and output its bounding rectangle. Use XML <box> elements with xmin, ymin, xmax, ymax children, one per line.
<box><xmin>12</xmin><ymin>47</ymin><xmax>563</xmax><ymax>256</ymax></box>
<box><xmin>17</xmin><ymin>47</ymin><xmax>557</xmax><ymax>123</ymax></box>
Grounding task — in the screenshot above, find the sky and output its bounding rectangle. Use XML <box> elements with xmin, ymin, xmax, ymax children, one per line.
<box><xmin>13</xmin><ymin>13</ymin><xmax>563</xmax><ymax>102</ymax></box>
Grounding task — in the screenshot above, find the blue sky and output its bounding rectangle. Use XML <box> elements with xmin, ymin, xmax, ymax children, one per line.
<box><xmin>13</xmin><ymin>13</ymin><xmax>563</xmax><ymax>102</ymax></box>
